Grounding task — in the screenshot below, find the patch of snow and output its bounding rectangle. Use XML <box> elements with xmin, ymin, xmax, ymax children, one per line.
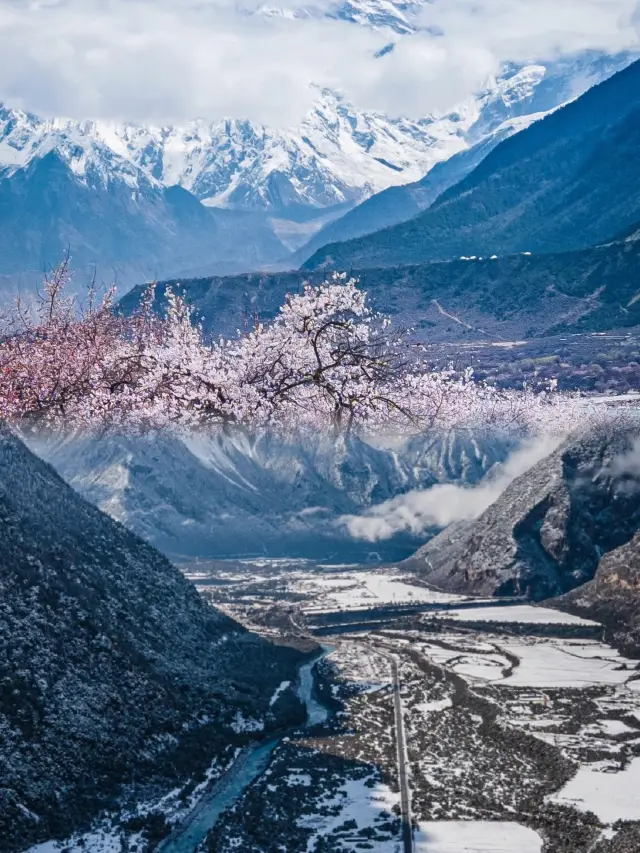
<box><xmin>501</xmin><ymin>640</ymin><xmax>638</xmax><ymax>689</ymax></box>
<box><xmin>25</xmin><ymin>830</ymin><xmax>134</xmax><ymax>853</ymax></box>
<box><xmin>415</xmin><ymin>697</ymin><xmax>453</xmax><ymax>715</ymax></box>
<box><xmin>269</xmin><ymin>680</ymin><xmax>292</xmax><ymax>707</ymax></box>
<box><xmin>286</xmin><ymin>773</ymin><xmax>313</xmax><ymax>787</ymax></box>
<box><xmin>299</xmin><ymin>776</ymin><xmax>399</xmax><ymax>853</ymax></box>
<box><xmin>590</xmin><ymin>719</ymin><xmax>636</xmax><ymax>737</ymax></box>
<box><xmin>230</xmin><ymin>712</ymin><xmax>265</xmax><ymax>734</ymax></box>
<box><xmin>414</xmin><ymin>820</ymin><xmax>542</xmax><ymax>852</ymax></box>
<box><xmin>416</xmin><ymin>636</ymin><xmax>639</xmax><ymax>689</ymax></box>
<box><xmin>434</xmin><ymin>604</ymin><xmax>599</xmax><ymax>626</ymax></box>
<box><xmin>547</xmin><ymin>756</ymin><xmax>640</xmax><ymax>823</ymax></box>
<box><xmin>302</xmin><ymin>570</ymin><xmax>465</xmax><ymax>613</ymax></box>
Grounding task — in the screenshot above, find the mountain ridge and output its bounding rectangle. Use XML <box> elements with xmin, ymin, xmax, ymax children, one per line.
<box><xmin>0</xmin><ymin>148</ymin><xmax>287</xmax><ymax>294</ymax></box>
<box><xmin>291</xmin><ymin>112</ymin><xmax>544</xmax><ymax>265</ymax></box>
<box><xmin>32</xmin><ymin>429</ymin><xmax>513</xmax><ymax>563</ymax></box>
<box><xmin>0</xmin><ymin>50</ymin><xmax>633</xmax><ymax>294</ymax></box>
<box><xmin>119</xmin><ymin>224</ymin><xmax>640</xmax><ymax>345</ymax></box>
<box><xmin>402</xmin><ymin>426</ymin><xmax>640</xmax><ymax>648</ymax></box>
<box><xmin>304</xmin><ymin>57</ymin><xmax>640</xmax><ymax>270</ymax></box>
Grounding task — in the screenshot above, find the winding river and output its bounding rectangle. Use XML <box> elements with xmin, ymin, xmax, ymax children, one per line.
<box><xmin>158</xmin><ymin>650</ymin><xmax>332</xmax><ymax>853</ymax></box>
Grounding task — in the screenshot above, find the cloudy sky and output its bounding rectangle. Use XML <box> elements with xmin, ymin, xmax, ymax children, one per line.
<box><xmin>0</xmin><ymin>0</ymin><xmax>638</xmax><ymax>125</ymax></box>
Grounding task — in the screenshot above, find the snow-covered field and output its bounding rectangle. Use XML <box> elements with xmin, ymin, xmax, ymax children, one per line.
<box><xmin>548</xmin><ymin>757</ymin><xmax>640</xmax><ymax>823</ymax></box>
<box><xmin>297</xmin><ymin>569</ymin><xmax>466</xmax><ymax>613</ymax></box>
<box><xmin>501</xmin><ymin>639</ymin><xmax>638</xmax><ymax>688</ymax></box>
<box><xmin>433</xmin><ymin>604</ymin><xmax>599</xmax><ymax>626</ymax></box>
<box><xmin>412</xmin><ymin>635</ymin><xmax>639</xmax><ymax>689</ymax></box>
<box><xmin>414</xmin><ymin>821</ymin><xmax>543</xmax><ymax>852</ymax></box>
<box><xmin>298</xmin><ymin>777</ymin><xmax>400</xmax><ymax>852</ymax></box>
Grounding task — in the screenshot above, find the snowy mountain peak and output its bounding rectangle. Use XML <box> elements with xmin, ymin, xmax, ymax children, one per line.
<box><xmin>0</xmin><ymin>51</ymin><xmax>634</xmax><ymax>231</ymax></box>
<box><xmin>0</xmin><ymin>105</ymin><xmax>159</xmax><ymax>193</ymax></box>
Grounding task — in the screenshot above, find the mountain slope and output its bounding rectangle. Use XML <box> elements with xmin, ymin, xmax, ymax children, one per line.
<box><xmin>0</xmin><ymin>52</ymin><xmax>631</xmax><ymax>233</ymax></box>
<box><xmin>292</xmin><ymin>113</ymin><xmax>544</xmax><ymax>265</ymax></box>
<box><xmin>0</xmin><ymin>80</ymin><xmax>516</xmax><ymax>226</ymax></box>
<box><xmin>0</xmin><ymin>49</ymin><xmax>631</xmax><ymax>287</ymax></box>
<box><xmin>304</xmin><ymin>58</ymin><xmax>640</xmax><ymax>270</ymax></box>
<box><xmin>405</xmin><ymin>426</ymin><xmax>640</xmax><ymax>602</ymax></box>
<box><xmin>557</xmin><ymin>531</ymin><xmax>640</xmax><ymax>654</ymax></box>
<box><xmin>0</xmin><ymin>150</ymin><xmax>286</xmax><ymax>293</ymax></box>
<box><xmin>33</xmin><ymin>429</ymin><xmax>512</xmax><ymax>562</ymax></box>
<box><xmin>120</xmin><ymin>226</ymin><xmax>640</xmax><ymax>346</ymax></box>
<box><xmin>0</xmin><ymin>425</ymin><xmax>303</xmax><ymax>852</ymax></box>
<box><xmin>292</xmin><ymin>50</ymin><xmax>637</xmax><ymax>262</ymax></box>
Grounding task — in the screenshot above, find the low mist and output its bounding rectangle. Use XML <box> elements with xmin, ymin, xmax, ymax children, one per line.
<box><xmin>341</xmin><ymin>435</ymin><xmax>562</xmax><ymax>542</ymax></box>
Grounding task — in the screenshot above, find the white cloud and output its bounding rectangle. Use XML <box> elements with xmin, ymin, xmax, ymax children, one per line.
<box><xmin>0</xmin><ymin>0</ymin><xmax>637</xmax><ymax>125</ymax></box>
<box><xmin>419</xmin><ymin>0</ymin><xmax>640</xmax><ymax>62</ymax></box>
<box><xmin>341</xmin><ymin>436</ymin><xmax>562</xmax><ymax>541</ymax></box>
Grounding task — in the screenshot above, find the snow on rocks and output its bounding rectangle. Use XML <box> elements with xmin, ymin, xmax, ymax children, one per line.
<box><xmin>269</xmin><ymin>680</ymin><xmax>292</xmax><ymax>706</ymax></box>
<box><xmin>0</xmin><ymin>70</ymin><xmax>553</xmax><ymax>220</ymax></box>
<box><xmin>26</xmin><ymin>832</ymin><xmax>129</xmax><ymax>853</ymax></box>
<box><xmin>230</xmin><ymin>712</ymin><xmax>265</xmax><ymax>734</ymax></box>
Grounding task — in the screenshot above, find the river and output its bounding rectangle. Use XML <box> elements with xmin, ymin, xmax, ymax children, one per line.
<box><xmin>158</xmin><ymin>649</ymin><xmax>331</xmax><ymax>853</ymax></box>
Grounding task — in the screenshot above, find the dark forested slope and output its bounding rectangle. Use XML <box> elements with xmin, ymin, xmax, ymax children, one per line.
<box><xmin>0</xmin><ymin>426</ymin><xmax>303</xmax><ymax>851</ymax></box>
<box><xmin>304</xmin><ymin>59</ymin><xmax>640</xmax><ymax>270</ymax></box>
<box><xmin>121</xmin><ymin>227</ymin><xmax>640</xmax><ymax>342</ymax></box>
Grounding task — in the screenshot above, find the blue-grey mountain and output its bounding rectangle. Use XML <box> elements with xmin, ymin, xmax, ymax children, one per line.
<box><xmin>304</xmin><ymin>59</ymin><xmax>640</xmax><ymax>270</ymax></box>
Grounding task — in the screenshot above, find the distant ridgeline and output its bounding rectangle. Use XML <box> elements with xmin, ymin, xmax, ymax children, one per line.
<box><xmin>121</xmin><ymin>226</ymin><xmax>640</xmax><ymax>342</ymax></box>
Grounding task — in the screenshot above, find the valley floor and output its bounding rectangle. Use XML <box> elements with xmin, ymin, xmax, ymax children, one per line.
<box><xmin>26</xmin><ymin>562</ymin><xmax>640</xmax><ymax>853</ymax></box>
<box><xmin>199</xmin><ymin>562</ymin><xmax>640</xmax><ymax>853</ymax></box>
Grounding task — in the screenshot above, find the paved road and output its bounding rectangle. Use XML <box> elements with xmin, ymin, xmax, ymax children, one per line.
<box><xmin>391</xmin><ymin>657</ymin><xmax>414</xmax><ymax>853</ymax></box>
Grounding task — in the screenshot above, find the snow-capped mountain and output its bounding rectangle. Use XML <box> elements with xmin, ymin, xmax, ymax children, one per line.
<box><xmin>0</xmin><ymin>51</ymin><xmax>632</xmax><ymax>226</ymax></box>
<box><xmin>254</xmin><ymin>0</ymin><xmax>428</xmax><ymax>35</ymax></box>
<box><xmin>0</xmin><ymin>42</ymin><xmax>633</xmax><ymax>288</ymax></box>
<box><xmin>303</xmin><ymin>56</ymin><xmax>640</xmax><ymax>271</ymax></box>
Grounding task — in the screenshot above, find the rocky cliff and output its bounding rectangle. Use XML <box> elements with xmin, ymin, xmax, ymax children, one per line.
<box><xmin>556</xmin><ymin>532</ymin><xmax>640</xmax><ymax>654</ymax></box>
<box><xmin>406</xmin><ymin>425</ymin><xmax>640</xmax><ymax>601</ymax></box>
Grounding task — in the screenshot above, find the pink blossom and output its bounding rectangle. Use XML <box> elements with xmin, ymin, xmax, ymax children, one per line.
<box><xmin>0</xmin><ymin>264</ymin><xmax>616</xmax><ymax>438</ymax></box>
